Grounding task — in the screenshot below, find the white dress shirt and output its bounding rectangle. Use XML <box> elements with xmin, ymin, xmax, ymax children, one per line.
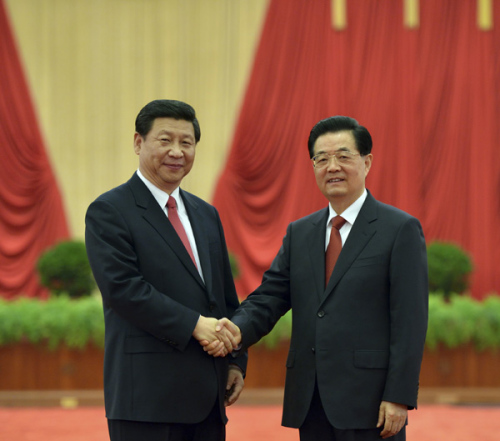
<box><xmin>325</xmin><ymin>189</ymin><xmax>368</xmax><ymax>250</ymax></box>
<box><xmin>137</xmin><ymin>169</ymin><xmax>205</xmax><ymax>282</ymax></box>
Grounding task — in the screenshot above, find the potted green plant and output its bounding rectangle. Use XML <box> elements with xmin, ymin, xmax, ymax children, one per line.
<box><xmin>37</xmin><ymin>240</ymin><xmax>96</xmax><ymax>298</ymax></box>
<box><xmin>427</xmin><ymin>241</ymin><xmax>473</xmax><ymax>301</ymax></box>
<box><xmin>0</xmin><ymin>295</ymin><xmax>105</xmax><ymax>390</ymax></box>
<box><xmin>0</xmin><ymin>295</ymin><xmax>105</xmax><ymax>349</ymax></box>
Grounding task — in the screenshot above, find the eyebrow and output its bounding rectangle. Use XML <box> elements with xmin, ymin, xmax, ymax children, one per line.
<box><xmin>315</xmin><ymin>147</ymin><xmax>352</xmax><ymax>154</ymax></box>
<box><xmin>157</xmin><ymin>130</ymin><xmax>195</xmax><ymax>140</ymax></box>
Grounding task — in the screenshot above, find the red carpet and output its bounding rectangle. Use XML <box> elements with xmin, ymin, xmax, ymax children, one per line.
<box><xmin>1</xmin><ymin>404</ymin><xmax>500</xmax><ymax>440</ymax></box>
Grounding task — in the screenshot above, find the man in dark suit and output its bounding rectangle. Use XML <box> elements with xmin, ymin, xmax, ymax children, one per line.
<box><xmin>208</xmin><ymin>116</ymin><xmax>428</xmax><ymax>440</ymax></box>
<box><xmin>85</xmin><ymin>99</ymin><xmax>245</xmax><ymax>441</ymax></box>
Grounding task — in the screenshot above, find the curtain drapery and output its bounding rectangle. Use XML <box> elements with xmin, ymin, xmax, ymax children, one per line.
<box><xmin>0</xmin><ymin>0</ymin><xmax>69</xmax><ymax>298</ymax></box>
<box><xmin>4</xmin><ymin>0</ymin><xmax>268</xmax><ymax>238</ymax></box>
<box><xmin>213</xmin><ymin>0</ymin><xmax>500</xmax><ymax>299</ymax></box>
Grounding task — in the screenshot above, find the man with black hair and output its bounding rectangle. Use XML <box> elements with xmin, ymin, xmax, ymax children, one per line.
<box><xmin>86</xmin><ymin>99</ymin><xmax>245</xmax><ymax>441</ymax></box>
<box><xmin>209</xmin><ymin>115</ymin><xmax>428</xmax><ymax>440</ymax></box>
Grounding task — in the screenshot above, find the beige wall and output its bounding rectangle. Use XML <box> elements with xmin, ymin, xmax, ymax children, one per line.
<box><xmin>5</xmin><ymin>0</ymin><xmax>268</xmax><ymax>238</ymax></box>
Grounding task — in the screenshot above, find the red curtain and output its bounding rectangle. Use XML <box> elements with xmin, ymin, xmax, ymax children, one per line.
<box><xmin>0</xmin><ymin>0</ymin><xmax>69</xmax><ymax>298</ymax></box>
<box><xmin>213</xmin><ymin>0</ymin><xmax>500</xmax><ymax>299</ymax></box>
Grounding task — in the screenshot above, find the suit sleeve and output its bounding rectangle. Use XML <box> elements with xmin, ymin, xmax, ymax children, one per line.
<box><xmin>383</xmin><ymin>216</ymin><xmax>428</xmax><ymax>408</ymax></box>
<box><xmin>85</xmin><ymin>198</ymin><xmax>200</xmax><ymax>352</ymax></box>
<box><xmin>214</xmin><ymin>209</ymin><xmax>248</xmax><ymax>373</ymax></box>
<box><xmin>232</xmin><ymin>224</ymin><xmax>293</xmax><ymax>349</ymax></box>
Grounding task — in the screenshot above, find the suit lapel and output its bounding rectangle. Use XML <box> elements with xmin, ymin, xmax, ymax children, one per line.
<box><xmin>306</xmin><ymin>209</ymin><xmax>329</xmax><ymax>302</ymax></box>
<box><xmin>322</xmin><ymin>193</ymin><xmax>378</xmax><ymax>301</ymax></box>
<box><xmin>181</xmin><ymin>190</ymin><xmax>213</xmax><ymax>294</ymax></box>
<box><xmin>128</xmin><ymin>174</ymin><xmax>205</xmax><ymax>288</ymax></box>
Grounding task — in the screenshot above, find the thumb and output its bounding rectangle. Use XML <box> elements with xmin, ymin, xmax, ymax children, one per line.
<box><xmin>376</xmin><ymin>405</ymin><xmax>385</xmax><ymax>428</ymax></box>
<box><xmin>216</xmin><ymin>317</ymin><xmax>231</xmax><ymax>332</ymax></box>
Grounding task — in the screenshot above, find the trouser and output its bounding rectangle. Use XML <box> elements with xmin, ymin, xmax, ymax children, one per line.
<box><xmin>299</xmin><ymin>383</ymin><xmax>406</xmax><ymax>441</ymax></box>
<box><xmin>107</xmin><ymin>401</ymin><xmax>225</xmax><ymax>441</ymax></box>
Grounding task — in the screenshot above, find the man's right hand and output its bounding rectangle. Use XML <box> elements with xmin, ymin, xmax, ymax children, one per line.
<box><xmin>199</xmin><ymin>317</ymin><xmax>241</xmax><ymax>357</ymax></box>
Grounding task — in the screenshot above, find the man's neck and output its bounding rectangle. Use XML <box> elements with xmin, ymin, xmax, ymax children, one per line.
<box><xmin>329</xmin><ymin>189</ymin><xmax>367</xmax><ymax>215</ymax></box>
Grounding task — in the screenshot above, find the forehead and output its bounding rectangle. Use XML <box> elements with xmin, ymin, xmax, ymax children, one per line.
<box><xmin>149</xmin><ymin>117</ymin><xmax>195</xmax><ymax>137</ymax></box>
<box><xmin>314</xmin><ymin>130</ymin><xmax>357</xmax><ymax>153</ymax></box>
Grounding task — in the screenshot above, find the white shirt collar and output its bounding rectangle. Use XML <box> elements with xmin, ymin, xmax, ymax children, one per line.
<box><xmin>136</xmin><ymin>169</ymin><xmax>184</xmax><ymax>212</ymax></box>
<box><xmin>327</xmin><ymin>189</ymin><xmax>368</xmax><ymax>227</ymax></box>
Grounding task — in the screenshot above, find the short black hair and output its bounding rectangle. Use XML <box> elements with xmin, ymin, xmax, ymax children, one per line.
<box><xmin>307</xmin><ymin>116</ymin><xmax>372</xmax><ymax>158</ymax></box>
<box><xmin>135</xmin><ymin>99</ymin><xmax>201</xmax><ymax>142</ymax></box>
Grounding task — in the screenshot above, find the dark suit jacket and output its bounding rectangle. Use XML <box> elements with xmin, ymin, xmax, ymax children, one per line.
<box><xmin>85</xmin><ymin>173</ymin><xmax>245</xmax><ymax>424</ymax></box>
<box><xmin>231</xmin><ymin>191</ymin><xmax>428</xmax><ymax>430</ymax></box>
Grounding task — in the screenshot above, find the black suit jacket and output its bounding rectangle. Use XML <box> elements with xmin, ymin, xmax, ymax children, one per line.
<box><xmin>231</xmin><ymin>191</ymin><xmax>428</xmax><ymax>430</ymax></box>
<box><xmin>85</xmin><ymin>173</ymin><xmax>245</xmax><ymax>424</ymax></box>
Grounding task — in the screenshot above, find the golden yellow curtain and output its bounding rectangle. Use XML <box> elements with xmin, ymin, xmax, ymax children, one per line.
<box><xmin>5</xmin><ymin>0</ymin><xmax>269</xmax><ymax>238</ymax></box>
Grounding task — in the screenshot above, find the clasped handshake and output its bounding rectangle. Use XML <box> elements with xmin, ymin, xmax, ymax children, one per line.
<box><xmin>192</xmin><ymin>316</ymin><xmax>242</xmax><ymax>357</ymax></box>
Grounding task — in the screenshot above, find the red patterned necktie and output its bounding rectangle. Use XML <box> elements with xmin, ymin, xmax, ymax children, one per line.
<box><xmin>325</xmin><ymin>216</ymin><xmax>346</xmax><ymax>286</ymax></box>
<box><xmin>166</xmin><ymin>196</ymin><xmax>197</xmax><ymax>268</ymax></box>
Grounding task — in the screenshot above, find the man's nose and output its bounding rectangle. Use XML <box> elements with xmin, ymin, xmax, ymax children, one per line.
<box><xmin>326</xmin><ymin>155</ymin><xmax>341</xmax><ymax>171</ymax></box>
<box><xmin>168</xmin><ymin>142</ymin><xmax>183</xmax><ymax>157</ymax></box>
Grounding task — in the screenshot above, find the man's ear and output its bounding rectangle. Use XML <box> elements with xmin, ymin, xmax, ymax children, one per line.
<box><xmin>133</xmin><ymin>132</ymin><xmax>143</xmax><ymax>156</ymax></box>
<box><xmin>364</xmin><ymin>154</ymin><xmax>373</xmax><ymax>177</ymax></box>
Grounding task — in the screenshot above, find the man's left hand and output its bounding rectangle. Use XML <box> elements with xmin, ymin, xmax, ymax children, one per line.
<box><xmin>377</xmin><ymin>401</ymin><xmax>408</xmax><ymax>439</ymax></box>
<box><xmin>224</xmin><ymin>365</ymin><xmax>244</xmax><ymax>407</ymax></box>
<box><xmin>200</xmin><ymin>318</ymin><xmax>242</xmax><ymax>357</ymax></box>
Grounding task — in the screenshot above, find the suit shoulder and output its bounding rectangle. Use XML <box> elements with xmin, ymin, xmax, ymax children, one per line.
<box><xmin>372</xmin><ymin>200</ymin><xmax>423</xmax><ymax>234</ymax></box>
<box><xmin>182</xmin><ymin>190</ymin><xmax>210</xmax><ymax>207</ymax></box>
<box><xmin>376</xmin><ymin>200</ymin><xmax>418</xmax><ymax>221</ymax></box>
<box><xmin>90</xmin><ymin>181</ymin><xmax>132</xmax><ymax>206</ymax></box>
<box><xmin>181</xmin><ymin>190</ymin><xmax>217</xmax><ymax>213</ymax></box>
<box><xmin>290</xmin><ymin>207</ymin><xmax>327</xmax><ymax>229</ymax></box>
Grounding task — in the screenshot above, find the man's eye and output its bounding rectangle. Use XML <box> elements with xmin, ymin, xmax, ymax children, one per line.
<box><xmin>338</xmin><ymin>154</ymin><xmax>349</xmax><ymax>160</ymax></box>
<box><xmin>317</xmin><ymin>157</ymin><xmax>327</xmax><ymax>163</ymax></box>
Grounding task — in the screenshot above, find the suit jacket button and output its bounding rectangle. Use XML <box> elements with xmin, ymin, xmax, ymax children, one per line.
<box><xmin>209</xmin><ymin>302</ymin><xmax>216</xmax><ymax>311</ymax></box>
<box><xmin>317</xmin><ymin>310</ymin><xmax>325</xmax><ymax>318</ymax></box>
<box><xmin>312</xmin><ymin>347</ymin><xmax>315</xmax><ymax>353</ymax></box>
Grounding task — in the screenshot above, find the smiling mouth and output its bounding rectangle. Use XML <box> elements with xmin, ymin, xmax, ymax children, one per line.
<box><xmin>327</xmin><ymin>178</ymin><xmax>344</xmax><ymax>184</ymax></box>
<box><xmin>164</xmin><ymin>163</ymin><xmax>183</xmax><ymax>170</ymax></box>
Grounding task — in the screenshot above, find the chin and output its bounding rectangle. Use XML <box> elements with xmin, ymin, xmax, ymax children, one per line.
<box><xmin>324</xmin><ymin>189</ymin><xmax>346</xmax><ymax>199</ymax></box>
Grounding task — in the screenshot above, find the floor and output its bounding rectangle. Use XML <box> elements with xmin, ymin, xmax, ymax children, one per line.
<box><xmin>1</xmin><ymin>403</ymin><xmax>500</xmax><ymax>441</ymax></box>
